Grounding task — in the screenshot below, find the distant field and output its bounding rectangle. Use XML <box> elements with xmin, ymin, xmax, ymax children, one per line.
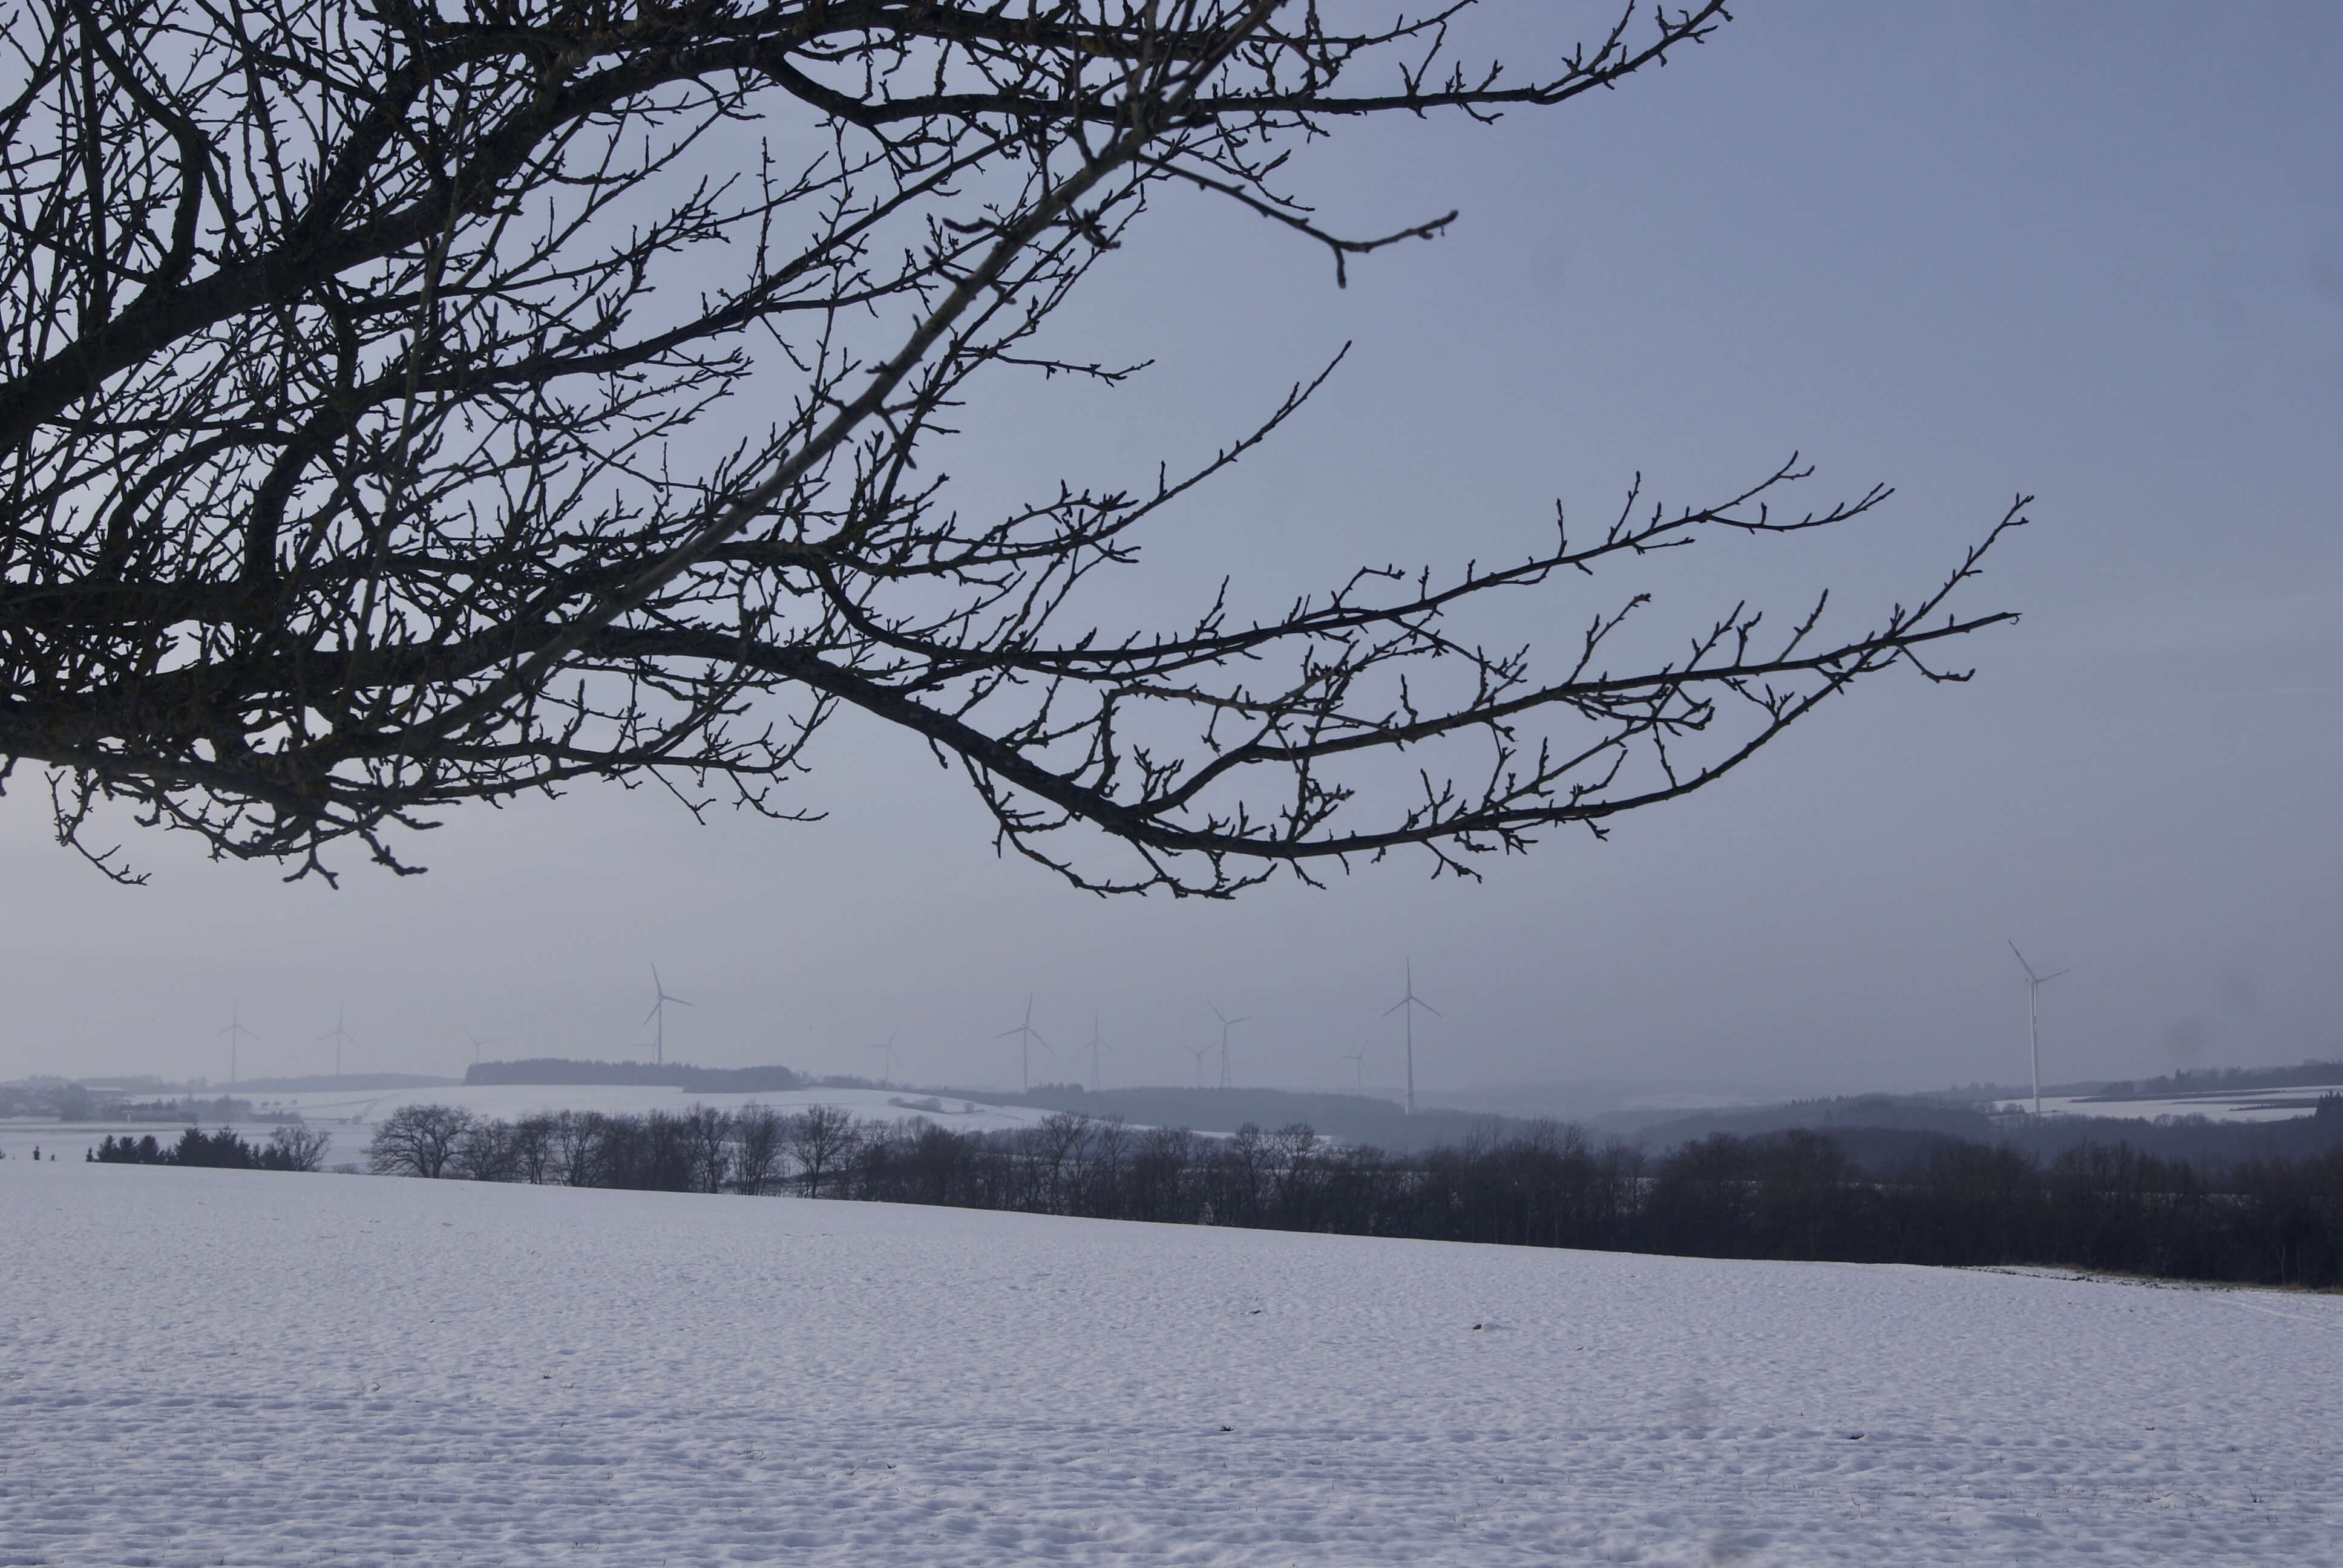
<box><xmin>0</xmin><ymin>1085</ymin><xmax>1054</xmax><ymax>1171</ymax></box>
<box><xmin>4</xmin><ymin>1160</ymin><xmax>2336</xmax><ymax>1564</ymax></box>
<box><xmin>2035</xmin><ymin>1082</ymin><xmax>2343</xmax><ymax>1124</ymax></box>
<box><xmin>202</xmin><ymin>1082</ymin><xmax>1042</xmax><ymax>1135</ymax></box>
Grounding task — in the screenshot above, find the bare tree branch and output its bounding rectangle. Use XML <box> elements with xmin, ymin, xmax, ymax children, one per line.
<box><xmin>0</xmin><ymin>0</ymin><xmax>2024</xmax><ymax>895</ymax></box>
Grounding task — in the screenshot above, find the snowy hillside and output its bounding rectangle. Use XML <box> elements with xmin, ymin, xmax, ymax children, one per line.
<box><xmin>0</xmin><ymin>1085</ymin><xmax>1055</xmax><ymax>1169</ymax></box>
<box><xmin>4</xmin><ymin>1161</ymin><xmax>2335</xmax><ymax>1565</ymax></box>
<box><xmin>243</xmin><ymin>1082</ymin><xmax>1058</xmax><ymax>1137</ymax></box>
<box><xmin>2033</xmin><ymin>1082</ymin><xmax>2343</xmax><ymax>1123</ymax></box>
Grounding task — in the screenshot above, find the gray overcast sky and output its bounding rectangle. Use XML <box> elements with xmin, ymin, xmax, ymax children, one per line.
<box><xmin>4</xmin><ymin>2</ymin><xmax>2338</xmax><ymax>1098</ymax></box>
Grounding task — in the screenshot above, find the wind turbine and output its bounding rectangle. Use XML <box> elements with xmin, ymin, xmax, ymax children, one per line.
<box><xmin>643</xmin><ymin>965</ymin><xmax>691</xmax><ymax>1067</ymax></box>
<box><xmin>1383</xmin><ymin>959</ymin><xmax>1440</xmax><ymax>1116</ymax></box>
<box><xmin>319</xmin><ymin>1010</ymin><xmax>357</xmax><ymax>1079</ymax></box>
<box><xmin>1340</xmin><ymin>1042</ymin><xmax>1369</xmax><ymax>1091</ymax></box>
<box><xmin>2009</xmin><ymin>941</ymin><xmax>2070</xmax><ymax>1119</ymax></box>
<box><xmin>1182</xmin><ymin>1041</ymin><xmax>1212</xmax><ymax>1088</ymax></box>
<box><xmin>862</xmin><ymin>1027</ymin><xmax>902</xmax><ymax>1088</ymax></box>
<box><xmin>464</xmin><ymin>1030</ymin><xmax>497</xmax><ymax>1070</ymax></box>
<box><xmin>1081</xmin><ymin>1013</ymin><xmax>1113</xmax><ymax>1093</ymax></box>
<box><xmin>217</xmin><ymin>1001</ymin><xmax>257</xmax><ymax>1085</ymax></box>
<box><xmin>997</xmin><ymin>995</ymin><xmax>1051</xmax><ymax>1093</ymax></box>
<box><xmin>1209</xmin><ymin>1002</ymin><xmax>1250</xmax><ymax>1089</ymax></box>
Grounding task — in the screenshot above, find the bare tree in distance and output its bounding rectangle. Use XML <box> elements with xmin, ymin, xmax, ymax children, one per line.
<box><xmin>680</xmin><ymin>1103</ymin><xmax>734</xmax><ymax>1194</ymax></box>
<box><xmin>367</xmin><ymin>1103</ymin><xmax>474</xmax><ymax>1178</ymax></box>
<box><xmin>785</xmin><ymin>1103</ymin><xmax>858</xmax><ymax>1198</ymax></box>
<box><xmin>546</xmin><ymin>1110</ymin><xmax>603</xmax><ymax>1187</ymax></box>
<box><xmin>0</xmin><ymin>1</ymin><xmax>2025</xmax><ymax>892</ymax></box>
<box><xmin>732</xmin><ymin>1103</ymin><xmax>787</xmax><ymax>1196</ymax></box>
<box><xmin>510</xmin><ymin>1114</ymin><xmax>555</xmax><ymax>1186</ymax></box>
<box><xmin>266</xmin><ymin>1123</ymin><xmax>332</xmax><ymax>1174</ymax></box>
<box><xmin>451</xmin><ymin>1115</ymin><xmax>520</xmax><ymax>1181</ymax></box>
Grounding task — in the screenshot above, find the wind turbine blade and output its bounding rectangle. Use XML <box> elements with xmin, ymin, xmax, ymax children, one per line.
<box><xmin>2008</xmin><ymin>940</ymin><xmax>2040</xmax><ymax>983</ymax></box>
<box><xmin>1382</xmin><ymin>998</ymin><xmax>1408</xmax><ymax>1017</ymax></box>
<box><xmin>671</xmin><ymin>995</ymin><xmax>693</xmax><ymax>1008</ymax></box>
<box><xmin>644</xmin><ymin>1002</ymin><xmax>662</xmax><ymax>1025</ymax></box>
<box><xmin>1417</xmin><ymin>999</ymin><xmax>1442</xmax><ymax>1017</ymax></box>
<box><xmin>997</xmin><ymin>1026</ymin><xmax>1023</xmax><ymax>1039</ymax></box>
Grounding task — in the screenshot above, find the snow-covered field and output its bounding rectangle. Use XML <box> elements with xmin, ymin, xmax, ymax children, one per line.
<box><xmin>0</xmin><ymin>1086</ymin><xmax>1052</xmax><ymax>1169</ymax></box>
<box><xmin>243</xmin><ymin>1083</ymin><xmax>1056</xmax><ymax>1136</ymax></box>
<box><xmin>2030</xmin><ymin>1081</ymin><xmax>2343</xmax><ymax>1124</ymax></box>
<box><xmin>3</xmin><ymin>1161</ymin><xmax>2336</xmax><ymax>1566</ymax></box>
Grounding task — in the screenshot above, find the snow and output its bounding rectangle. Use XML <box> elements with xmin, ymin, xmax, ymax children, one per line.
<box><xmin>2029</xmin><ymin>1082</ymin><xmax>2343</xmax><ymax>1124</ymax></box>
<box><xmin>4</xmin><ymin>1160</ymin><xmax>2336</xmax><ymax>1566</ymax></box>
<box><xmin>0</xmin><ymin>1086</ymin><xmax>1054</xmax><ymax>1169</ymax></box>
<box><xmin>241</xmin><ymin>1083</ymin><xmax>1058</xmax><ymax>1136</ymax></box>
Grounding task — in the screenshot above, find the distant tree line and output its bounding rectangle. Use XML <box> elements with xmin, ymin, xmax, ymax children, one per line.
<box><xmin>1</xmin><ymin>1080</ymin><xmax>278</xmax><ymax>1124</ymax></box>
<box><xmin>462</xmin><ymin>1059</ymin><xmax>810</xmax><ymax>1093</ymax></box>
<box><xmin>2089</xmin><ymin>1061</ymin><xmax>2343</xmax><ymax>1099</ymax></box>
<box><xmin>364</xmin><ymin>1102</ymin><xmax>2343</xmax><ymax>1289</ymax></box>
<box><xmin>1627</xmin><ymin>1091</ymin><xmax>2343</xmax><ymax>1168</ymax></box>
<box><xmin>92</xmin><ymin>1126</ymin><xmax>329</xmax><ymax>1171</ymax></box>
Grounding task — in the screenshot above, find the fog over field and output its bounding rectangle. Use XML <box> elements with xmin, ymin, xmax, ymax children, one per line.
<box><xmin>4</xmin><ymin>2</ymin><xmax>2339</xmax><ymax>1102</ymax></box>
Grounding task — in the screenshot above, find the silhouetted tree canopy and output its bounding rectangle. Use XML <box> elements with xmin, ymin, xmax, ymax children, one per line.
<box><xmin>1</xmin><ymin>1</ymin><xmax>2022</xmax><ymax>889</ymax></box>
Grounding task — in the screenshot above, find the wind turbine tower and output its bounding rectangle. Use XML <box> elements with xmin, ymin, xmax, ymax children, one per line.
<box><xmin>1081</xmin><ymin>1014</ymin><xmax>1113</xmax><ymax>1093</ymax></box>
<box><xmin>320</xmin><ymin>1010</ymin><xmax>357</xmax><ymax>1079</ymax></box>
<box><xmin>1210</xmin><ymin>1003</ymin><xmax>1250</xmax><ymax>1089</ymax></box>
<box><xmin>1383</xmin><ymin>959</ymin><xmax>1440</xmax><ymax>1116</ymax></box>
<box><xmin>997</xmin><ymin>995</ymin><xmax>1050</xmax><ymax>1093</ymax></box>
<box><xmin>1340</xmin><ymin>1043</ymin><xmax>1368</xmax><ymax>1091</ymax></box>
<box><xmin>2009</xmin><ymin>941</ymin><xmax>2069</xmax><ymax>1119</ymax></box>
<box><xmin>644</xmin><ymin>965</ymin><xmax>692</xmax><ymax>1067</ymax></box>
<box><xmin>218</xmin><ymin>1001</ymin><xmax>257</xmax><ymax>1085</ymax></box>
<box><xmin>862</xmin><ymin>1028</ymin><xmax>902</xmax><ymax>1088</ymax></box>
<box><xmin>1183</xmin><ymin>1042</ymin><xmax>1211</xmax><ymax>1088</ymax></box>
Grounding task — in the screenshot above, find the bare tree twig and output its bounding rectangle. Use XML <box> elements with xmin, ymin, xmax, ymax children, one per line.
<box><xmin>0</xmin><ymin>1</ymin><xmax>2022</xmax><ymax>895</ymax></box>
